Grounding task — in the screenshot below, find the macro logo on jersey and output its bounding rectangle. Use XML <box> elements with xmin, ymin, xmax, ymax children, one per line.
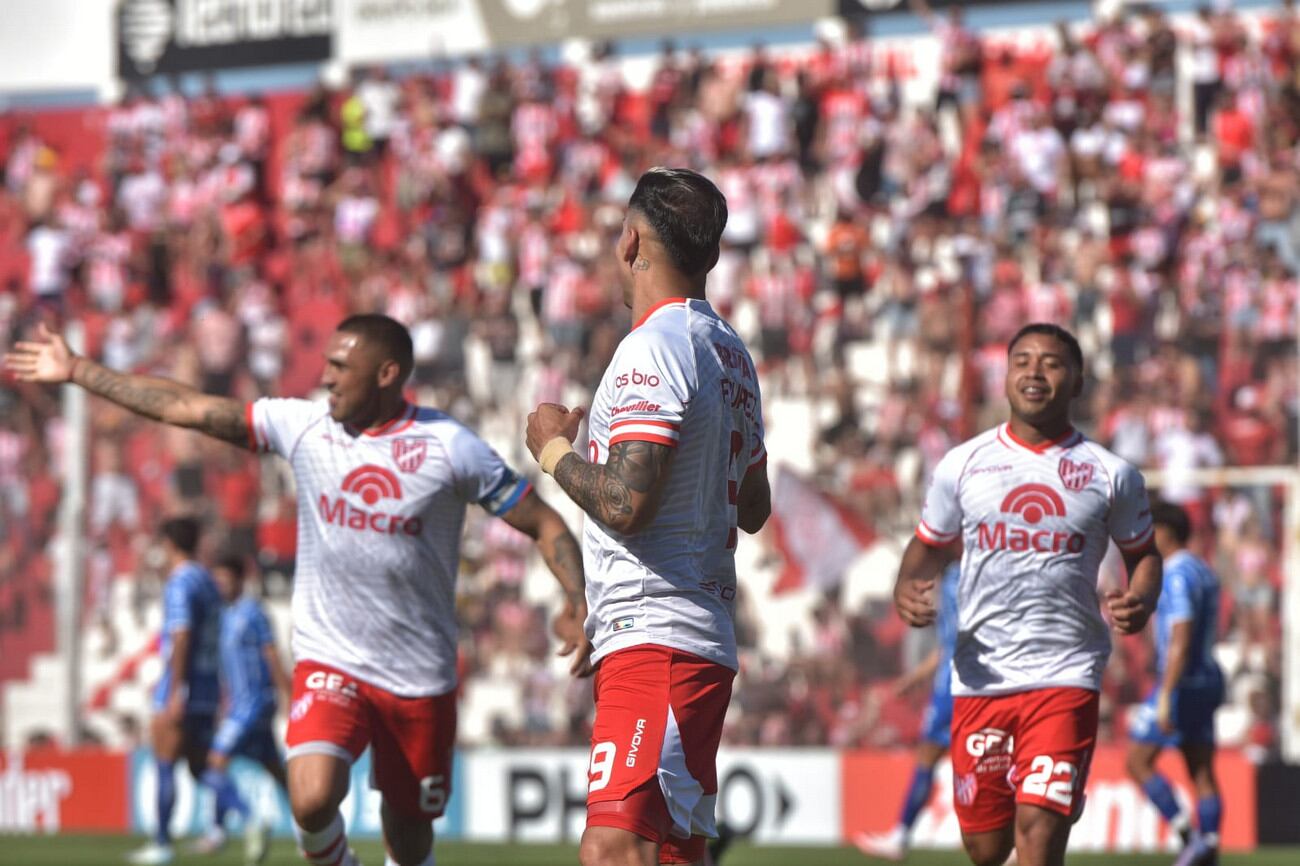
<box><xmin>318</xmin><ymin>465</ymin><xmax>422</xmax><ymax>536</ymax></box>
<box><xmin>392</xmin><ymin>439</ymin><xmax>428</xmax><ymax>474</ymax></box>
<box><xmin>342</xmin><ymin>465</ymin><xmax>403</xmax><ymax>505</ymax></box>
<box><xmin>975</xmin><ymin>483</ymin><xmax>1084</xmax><ymax>553</ymax></box>
<box><xmin>1058</xmin><ymin>458</ymin><xmax>1095</xmax><ymax>492</ymax></box>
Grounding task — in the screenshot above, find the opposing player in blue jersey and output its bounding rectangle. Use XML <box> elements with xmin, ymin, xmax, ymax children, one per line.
<box><xmin>128</xmin><ymin>517</ymin><xmax>224</xmax><ymax>865</ymax></box>
<box><xmin>1125</xmin><ymin>502</ymin><xmax>1224</xmax><ymax>866</ymax></box>
<box><xmin>192</xmin><ymin>554</ymin><xmax>292</xmax><ymax>865</ymax></box>
<box><xmin>855</xmin><ymin>562</ymin><xmax>960</xmax><ymax>861</ymax></box>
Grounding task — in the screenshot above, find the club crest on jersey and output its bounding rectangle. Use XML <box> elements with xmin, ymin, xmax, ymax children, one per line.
<box><xmin>1058</xmin><ymin>457</ymin><xmax>1095</xmax><ymax>492</ymax></box>
<box><xmin>393</xmin><ymin>438</ymin><xmax>428</xmax><ymax>474</ymax></box>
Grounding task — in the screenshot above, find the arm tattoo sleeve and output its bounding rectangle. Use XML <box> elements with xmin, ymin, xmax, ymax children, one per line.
<box><xmin>78</xmin><ymin>361</ymin><xmax>249</xmax><ymax>446</ymax></box>
<box><xmin>542</xmin><ymin>531</ymin><xmax>586</xmax><ymax>606</ymax></box>
<box><xmin>552</xmin><ymin>440</ymin><xmax>672</xmax><ymax>531</ymax></box>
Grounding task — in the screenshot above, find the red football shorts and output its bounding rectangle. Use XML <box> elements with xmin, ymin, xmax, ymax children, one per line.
<box><xmin>285</xmin><ymin>660</ymin><xmax>457</xmax><ymax>819</ymax></box>
<box><xmin>586</xmin><ymin>645</ymin><xmax>734</xmax><ymax>857</ymax></box>
<box><xmin>950</xmin><ymin>687</ymin><xmax>1099</xmax><ymax>834</ymax></box>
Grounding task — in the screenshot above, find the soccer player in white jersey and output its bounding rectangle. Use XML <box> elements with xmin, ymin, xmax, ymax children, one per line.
<box><xmin>7</xmin><ymin>315</ymin><xmax>592</xmax><ymax>866</ymax></box>
<box><xmin>525</xmin><ymin>168</ymin><xmax>770</xmax><ymax>866</ymax></box>
<box><xmin>893</xmin><ymin>323</ymin><xmax>1162</xmax><ymax>866</ymax></box>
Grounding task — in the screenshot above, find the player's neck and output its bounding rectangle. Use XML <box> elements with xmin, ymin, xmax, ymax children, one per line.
<box><xmin>351</xmin><ymin>395</ymin><xmax>409</xmax><ymax>435</ymax></box>
<box><xmin>630</xmin><ymin>280</ymin><xmax>706</xmax><ymax>327</ymax></box>
<box><xmin>1007</xmin><ymin>415</ymin><xmax>1074</xmax><ymax>448</ymax></box>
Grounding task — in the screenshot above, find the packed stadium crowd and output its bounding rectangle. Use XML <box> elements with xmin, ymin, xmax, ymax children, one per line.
<box><xmin>0</xmin><ymin>1</ymin><xmax>1296</xmax><ymax>758</ymax></box>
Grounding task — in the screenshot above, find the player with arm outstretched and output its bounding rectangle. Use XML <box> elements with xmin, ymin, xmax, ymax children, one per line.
<box><xmin>856</xmin><ymin>562</ymin><xmax>960</xmax><ymax>861</ymax></box>
<box><xmin>8</xmin><ymin>314</ymin><xmax>592</xmax><ymax>866</ymax></box>
<box><xmin>1125</xmin><ymin>501</ymin><xmax>1225</xmax><ymax>866</ymax></box>
<box><xmin>526</xmin><ymin>168</ymin><xmax>770</xmax><ymax>866</ymax></box>
<box><xmin>894</xmin><ymin>323</ymin><xmax>1162</xmax><ymax>866</ymax></box>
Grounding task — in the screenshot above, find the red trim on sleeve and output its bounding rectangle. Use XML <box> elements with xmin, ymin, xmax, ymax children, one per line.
<box><xmin>609</xmin><ymin>432</ymin><xmax>679</xmax><ymax>448</ymax></box>
<box><xmin>1116</xmin><ymin>525</ymin><xmax>1156</xmax><ymax>553</ymax></box>
<box><xmin>746</xmin><ymin>452</ymin><xmax>767</xmax><ymax>472</ymax></box>
<box><xmin>610</xmin><ymin>417</ymin><xmax>681</xmax><ymax>431</ymax></box>
<box><xmin>914</xmin><ymin>528</ymin><xmax>949</xmax><ymax>549</ymax></box>
<box><xmin>244</xmin><ymin>402</ymin><xmax>260</xmax><ymax>452</ymax></box>
<box><xmin>631</xmin><ymin>297</ymin><xmax>689</xmax><ymax>330</ymax></box>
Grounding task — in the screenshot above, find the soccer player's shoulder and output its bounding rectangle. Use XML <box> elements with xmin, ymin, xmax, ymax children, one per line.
<box><xmin>1072</xmin><ymin>434</ymin><xmax>1147</xmax><ymax>492</ymax></box>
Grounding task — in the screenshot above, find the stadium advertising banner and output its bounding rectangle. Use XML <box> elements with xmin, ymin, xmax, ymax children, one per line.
<box><xmin>842</xmin><ymin>747</ymin><xmax>1258</xmax><ymax>853</ymax></box>
<box><xmin>336</xmin><ymin>0</ymin><xmax>835</xmax><ymax>64</ymax></box>
<box><xmin>836</xmin><ymin>0</ymin><xmax>1037</xmax><ymax>15</ymax></box>
<box><xmin>117</xmin><ymin>0</ymin><xmax>334</xmax><ymax>80</ymax></box>
<box><xmin>0</xmin><ymin>749</ymin><xmax>128</xmax><ymax>833</ymax></box>
<box><xmin>125</xmin><ymin>749</ymin><xmax>466</xmax><ymax>839</ymax></box>
<box><xmin>460</xmin><ymin>748</ymin><xmax>842</xmax><ymax>844</ymax></box>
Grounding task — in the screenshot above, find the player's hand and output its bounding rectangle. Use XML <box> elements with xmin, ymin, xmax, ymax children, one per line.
<box><xmin>1105</xmin><ymin>588</ymin><xmax>1155</xmax><ymax>635</ymax></box>
<box><xmin>526</xmin><ymin>403</ymin><xmax>585</xmax><ymax>461</ymax></box>
<box><xmin>1155</xmin><ymin>691</ymin><xmax>1174</xmax><ymax>735</ymax></box>
<box><xmin>895</xmin><ymin>578</ymin><xmax>937</xmax><ymax>627</ymax></box>
<box><xmin>552</xmin><ymin>600</ymin><xmax>594</xmax><ymax>677</ymax></box>
<box><xmin>4</xmin><ymin>322</ymin><xmax>77</xmax><ymax>383</ymax></box>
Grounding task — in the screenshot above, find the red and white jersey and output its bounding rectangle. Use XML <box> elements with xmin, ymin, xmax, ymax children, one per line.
<box><xmin>584</xmin><ymin>298</ymin><xmax>765</xmax><ymax>671</ymax></box>
<box><xmin>916</xmin><ymin>425</ymin><xmax>1153</xmax><ymax>697</ymax></box>
<box><xmin>247</xmin><ymin>399</ymin><xmax>532</xmax><ymax>697</ymax></box>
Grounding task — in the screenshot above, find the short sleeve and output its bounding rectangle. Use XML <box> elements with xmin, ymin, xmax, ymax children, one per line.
<box><xmin>1109</xmin><ymin>463</ymin><xmax>1155</xmax><ymax>553</ymax></box>
<box><xmin>247</xmin><ymin>398</ymin><xmax>325</xmax><ymax>457</ymax></box>
<box><xmin>446</xmin><ymin>427</ymin><xmax>531</xmax><ymax>516</ymax></box>
<box><xmin>606</xmin><ymin>330</ymin><xmax>692</xmax><ymax>449</ymax></box>
<box><xmin>163</xmin><ymin>575</ymin><xmax>194</xmax><ymax>634</ymax></box>
<box><xmin>1160</xmin><ymin>566</ymin><xmax>1194</xmax><ymax>624</ymax></box>
<box><xmin>915</xmin><ymin>448</ymin><xmax>965</xmax><ymax>548</ymax></box>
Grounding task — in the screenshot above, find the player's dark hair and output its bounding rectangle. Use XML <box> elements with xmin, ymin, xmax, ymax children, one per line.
<box><xmin>214</xmin><ymin>553</ymin><xmax>246</xmax><ymax>580</ymax></box>
<box><xmin>1150</xmin><ymin>500</ymin><xmax>1193</xmax><ymax>544</ymax></box>
<box><xmin>1007</xmin><ymin>323</ymin><xmax>1085</xmax><ymax>372</ymax></box>
<box><xmin>628</xmin><ymin>167</ymin><xmax>728</xmax><ymax>277</ymax></box>
<box><xmin>336</xmin><ymin>314</ymin><xmax>414</xmax><ymax>382</ymax></box>
<box><xmin>159</xmin><ymin>517</ymin><xmax>201</xmax><ymax>557</ymax></box>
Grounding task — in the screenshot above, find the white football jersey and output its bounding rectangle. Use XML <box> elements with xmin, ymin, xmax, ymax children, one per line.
<box><xmin>584</xmin><ymin>298</ymin><xmax>765</xmax><ymax>671</ymax></box>
<box><xmin>247</xmin><ymin>399</ymin><xmax>530</xmax><ymax>697</ymax></box>
<box><xmin>916</xmin><ymin>424</ymin><xmax>1154</xmax><ymax>697</ymax></box>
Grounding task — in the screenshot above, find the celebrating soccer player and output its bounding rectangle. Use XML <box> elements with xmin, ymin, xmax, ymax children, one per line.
<box><xmin>128</xmin><ymin>517</ymin><xmax>224</xmax><ymax>865</ymax></box>
<box><xmin>1125</xmin><ymin>501</ymin><xmax>1224</xmax><ymax>866</ymax></box>
<box><xmin>7</xmin><ymin>315</ymin><xmax>592</xmax><ymax>866</ymax></box>
<box><xmin>856</xmin><ymin>562</ymin><xmax>960</xmax><ymax>862</ymax></box>
<box><xmin>526</xmin><ymin>167</ymin><xmax>770</xmax><ymax>866</ymax></box>
<box><xmin>894</xmin><ymin>323</ymin><xmax>1162</xmax><ymax>866</ymax></box>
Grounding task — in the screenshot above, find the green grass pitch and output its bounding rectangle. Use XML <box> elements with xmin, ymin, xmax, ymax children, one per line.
<box><xmin>4</xmin><ymin>837</ymin><xmax>1299</xmax><ymax>866</ymax></box>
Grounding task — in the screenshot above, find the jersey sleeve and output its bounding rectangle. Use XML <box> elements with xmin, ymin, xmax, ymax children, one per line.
<box><xmin>446</xmin><ymin>426</ymin><xmax>532</xmax><ymax>517</ymax></box>
<box><xmin>1160</xmin><ymin>564</ymin><xmax>1194</xmax><ymax>624</ymax></box>
<box><xmin>162</xmin><ymin>574</ymin><xmax>194</xmax><ymax>634</ymax></box>
<box><xmin>247</xmin><ymin>398</ymin><xmax>324</xmax><ymax>457</ymax></box>
<box><xmin>606</xmin><ymin>330</ymin><xmax>693</xmax><ymax>449</ymax></box>
<box><xmin>1108</xmin><ymin>462</ymin><xmax>1155</xmax><ymax>553</ymax></box>
<box><xmin>915</xmin><ymin>447</ymin><xmax>965</xmax><ymax>548</ymax></box>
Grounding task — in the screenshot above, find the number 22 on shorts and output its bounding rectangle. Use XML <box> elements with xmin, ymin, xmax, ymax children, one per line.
<box><xmin>1021</xmin><ymin>756</ymin><xmax>1077</xmax><ymax>807</ymax></box>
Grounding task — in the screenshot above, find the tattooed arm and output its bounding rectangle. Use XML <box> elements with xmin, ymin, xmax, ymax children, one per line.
<box><xmin>501</xmin><ymin>490</ymin><xmax>593</xmax><ymax>676</ymax></box>
<box><xmin>4</xmin><ymin>323</ymin><xmax>251</xmax><ymax>446</ymax></box>
<box><xmin>551</xmin><ymin>440</ymin><xmax>675</xmax><ymax>535</ymax></box>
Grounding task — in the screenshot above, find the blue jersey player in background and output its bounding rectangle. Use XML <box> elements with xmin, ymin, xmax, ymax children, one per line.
<box><xmin>855</xmin><ymin>562</ymin><xmax>959</xmax><ymax>861</ymax></box>
<box><xmin>128</xmin><ymin>517</ymin><xmax>223</xmax><ymax>866</ymax></box>
<box><xmin>1126</xmin><ymin>501</ymin><xmax>1224</xmax><ymax>866</ymax></box>
<box><xmin>192</xmin><ymin>553</ymin><xmax>292</xmax><ymax>865</ymax></box>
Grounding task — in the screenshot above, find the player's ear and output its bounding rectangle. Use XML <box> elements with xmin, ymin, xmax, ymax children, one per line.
<box><xmin>376</xmin><ymin>358</ymin><xmax>402</xmax><ymax>389</ymax></box>
<box><xmin>620</xmin><ymin>225</ymin><xmax>640</xmax><ymax>269</ymax></box>
<box><xmin>1071</xmin><ymin>364</ymin><xmax>1085</xmax><ymax>398</ymax></box>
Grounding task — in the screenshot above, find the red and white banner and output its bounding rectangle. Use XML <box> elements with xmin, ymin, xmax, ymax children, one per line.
<box><xmin>769</xmin><ymin>465</ymin><xmax>875</xmax><ymax>593</ymax></box>
<box><xmin>0</xmin><ymin>748</ymin><xmax>128</xmax><ymax>833</ymax></box>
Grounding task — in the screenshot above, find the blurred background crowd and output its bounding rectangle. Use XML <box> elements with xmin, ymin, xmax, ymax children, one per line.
<box><xmin>0</xmin><ymin>1</ymin><xmax>1295</xmax><ymax>759</ymax></box>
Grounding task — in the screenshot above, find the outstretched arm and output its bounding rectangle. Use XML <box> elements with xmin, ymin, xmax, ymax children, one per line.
<box><xmin>501</xmin><ymin>489</ymin><xmax>593</xmax><ymax>677</ymax></box>
<box><xmin>5</xmin><ymin>323</ymin><xmax>251</xmax><ymax>446</ymax></box>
